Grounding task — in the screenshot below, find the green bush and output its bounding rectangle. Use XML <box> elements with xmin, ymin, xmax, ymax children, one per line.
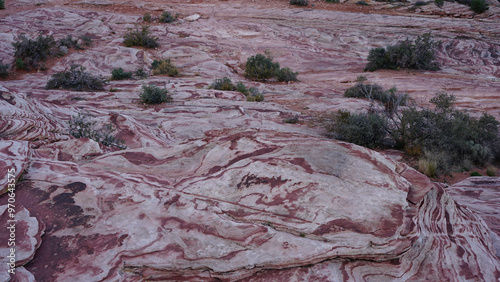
<box><xmin>470</xmin><ymin>0</ymin><xmax>488</xmax><ymax>13</ymax></box>
<box><xmin>143</xmin><ymin>12</ymin><xmax>152</xmax><ymax>22</ymax></box>
<box><xmin>0</xmin><ymin>63</ymin><xmax>9</xmax><ymax>78</ymax></box>
<box><xmin>151</xmin><ymin>59</ymin><xmax>179</xmax><ymax>76</ymax></box>
<box><xmin>327</xmin><ymin>92</ymin><xmax>500</xmax><ymax>175</ymax></box>
<box><xmin>0</xmin><ymin>0</ymin><xmax>5</xmax><ymax>9</ymax></box>
<box><xmin>123</xmin><ymin>25</ymin><xmax>159</xmax><ymax>48</ymax></box>
<box><xmin>290</xmin><ymin>0</ymin><xmax>309</xmax><ymax>5</ymax></box>
<box><xmin>236</xmin><ymin>82</ymin><xmax>249</xmax><ymax>95</ymax></box>
<box><xmin>160</xmin><ymin>11</ymin><xmax>176</xmax><ymax>23</ymax></box>
<box><xmin>344</xmin><ymin>83</ymin><xmax>386</xmax><ymax>101</ymax></box>
<box><xmin>327</xmin><ymin>110</ymin><xmax>387</xmax><ymax>149</ymax></box>
<box><xmin>13</xmin><ymin>34</ymin><xmax>56</xmax><ymax>70</ymax></box>
<box><xmin>58</xmin><ymin>35</ymin><xmax>82</xmax><ymax>50</ymax></box>
<box><xmin>246</xmin><ymin>87</ymin><xmax>264</xmax><ymax>102</ymax></box>
<box><xmin>210</xmin><ymin>77</ymin><xmax>236</xmax><ymax>91</ymax></box>
<box><xmin>140</xmin><ymin>84</ymin><xmax>172</xmax><ymax>104</ymax></box>
<box><xmin>111</xmin><ymin>67</ymin><xmax>133</xmax><ymax>80</ymax></box>
<box><xmin>46</xmin><ymin>64</ymin><xmax>107</xmax><ymax>91</ymax></box>
<box><xmin>414</xmin><ymin>0</ymin><xmax>429</xmax><ymax>6</ymax></box>
<box><xmin>326</xmin><ymin>0</ymin><xmax>340</xmax><ymax>2</ymax></box>
<box><xmin>134</xmin><ymin>68</ymin><xmax>149</xmax><ymax>79</ymax></box>
<box><xmin>276</xmin><ymin>67</ymin><xmax>298</xmax><ymax>82</ymax></box>
<box><xmin>244</xmin><ymin>53</ymin><xmax>280</xmax><ymax>81</ymax></box>
<box><xmin>435</xmin><ymin>0</ymin><xmax>444</xmax><ymax>7</ymax></box>
<box><xmin>365</xmin><ymin>33</ymin><xmax>440</xmax><ymax>71</ymax></box>
<box><xmin>356</xmin><ymin>1</ymin><xmax>369</xmax><ymax>5</ymax></box>
<box><xmin>68</xmin><ymin>112</ymin><xmax>126</xmax><ymax>149</ymax></box>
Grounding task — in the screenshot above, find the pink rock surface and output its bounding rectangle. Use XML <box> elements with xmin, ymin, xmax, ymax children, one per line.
<box><xmin>0</xmin><ymin>140</ymin><xmax>30</xmax><ymax>195</ymax></box>
<box><xmin>445</xmin><ymin>177</ymin><xmax>500</xmax><ymax>257</ymax></box>
<box><xmin>0</xmin><ymin>0</ymin><xmax>499</xmax><ymax>280</ymax></box>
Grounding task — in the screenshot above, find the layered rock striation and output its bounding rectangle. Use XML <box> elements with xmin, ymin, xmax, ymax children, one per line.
<box><xmin>1</xmin><ymin>0</ymin><xmax>500</xmax><ymax>280</ymax></box>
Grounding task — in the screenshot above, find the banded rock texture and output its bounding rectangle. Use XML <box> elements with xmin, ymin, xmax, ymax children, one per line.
<box><xmin>0</xmin><ymin>0</ymin><xmax>500</xmax><ymax>281</ymax></box>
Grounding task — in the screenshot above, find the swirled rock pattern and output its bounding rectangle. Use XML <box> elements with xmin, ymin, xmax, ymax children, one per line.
<box><xmin>0</xmin><ymin>0</ymin><xmax>499</xmax><ymax>281</ymax></box>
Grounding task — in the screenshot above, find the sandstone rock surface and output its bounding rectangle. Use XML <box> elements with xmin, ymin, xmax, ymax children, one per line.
<box><xmin>1</xmin><ymin>0</ymin><xmax>499</xmax><ymax>280</ymax></box>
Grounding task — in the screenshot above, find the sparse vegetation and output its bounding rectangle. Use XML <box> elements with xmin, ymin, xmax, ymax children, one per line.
<box><xmin>486</xmin><ymin>166</ymin><xmax>497</xmax><ymax>176</ymax></box>
<box><xmin>327</xmin><ymin>91</ymin><xmax>500</xmax><ymax>176</ymax></box>
<box><xmin>46</xmin><ymin>64</ymin><xmax>107</xmax><ymax>91</ymax></box>
<box><xmin>13</xmin><ymin>34</ymin><xmax>56</xmax><ymax>70</ymax></box>
<box><xmin>364</xmin><ymin>33</ymin><xmax>440</xmax><ymax>72</ymax></box>
<box><xmin>470</xmin><ymin>0</ymin><xmax>488</xmax><ymax>13</ymax></box>
<box><xmin>68</xmin><ymin>112</ymin><xmax>126</xmax><ymax>149</ymax></box>
<box><xmin>245</xmin><ymin>87</ymin><xmax>264</xmax><ymax>102</ymax></box>
<box><xmin>0</xmin><ymin>0</ymin><xmax>5</xmax><ymax>9</ymax></box>
<box><xmin>275</xmin><ymin>67</ymin><xmax>298</xmax><ymax>82</ymax></box>
<box><xmin>140</xmin><ymin>84</ymin><xmax>172</xmax><ymax>104</ymax></box>
<box><xmin>151</xmin><ymin>59</ymin><xmax>179</xmax><ymax>76</ymax></box>
<box><xmin>414</xmin><ymin>0</ymin><xmax>429</xmax><ymax>6</ymax></box>
<box><xmin>0</xmin><ymin>63</ymin><xmax>9</xmax><ymax>79</ymax></box>
<box><xmin>160</xmin><ymin>11</ymin><xmax>176</xmax><ymax>23</ymax></box>
<box><xmin>111</xmin><ymin>67</ymin><xmax>133</xmax><ymax>80</ymax></box>
<box><xmin>210</xmin><ymin>77</ymin><xmax>236</xmax><ymax>91</ymax></box>
<box><xmin>356</xmin><ymin>1</ymin><xmax>369</xmax><ymax>5</ymax></box>
<box><xmin>244</xmin><ymin>53</ymin><xmax>298</xmax><ymax>82</ymax></box>
<box><xmin>123</xmin><ymin>25</ymin><xmax>159</xmax><ymax>48</ymax></box>
<box><xmin>134</xmin><ymin>68</ymin><xmax>149</xmax><ymax>79</ymax></box>
<box><xmin>435</xmin><ymin>0</ymin><xmax>444</xmax><ymax>7</ymax></box>
<box><xmin>143</xmin><ymin>12</ymin><xmax>152</xmax><ymax>23</ymax></box>
<box><xmin>290</xmin><ymin>0</ymin><xmax>309</xmax><ymax>5</ymax></box>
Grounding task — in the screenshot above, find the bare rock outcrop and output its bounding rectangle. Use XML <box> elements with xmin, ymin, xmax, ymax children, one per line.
<box><xmin>1</xmin><ymin>0</ymin><xmax>500</xmax><ymax>280</ymax></box>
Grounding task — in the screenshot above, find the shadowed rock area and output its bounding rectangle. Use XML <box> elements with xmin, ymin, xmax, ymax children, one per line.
<box><xmin>1</xmin><ymin>0</ymin><xmax>500</xmax><ymax>280</ymax></box>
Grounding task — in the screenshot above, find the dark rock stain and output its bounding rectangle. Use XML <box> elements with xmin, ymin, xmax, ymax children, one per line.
<box><xmin>236</xmin><ymin>173</ymin><xmax>288</xmax><ymax>189</ymax></box>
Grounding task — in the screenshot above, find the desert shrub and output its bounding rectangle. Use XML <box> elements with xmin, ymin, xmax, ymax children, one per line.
<box><xmin>414</xmin><ymin>0</ymin><xmax>429</xmax><ymax>6</ymax></box>
<box><xmin>327</xmin><ymin>91</ymin><xmax>500</xmax><ymax>175</ymax></box>
<box><xmin>328</xmin><ymin>110</ymin><xmax>387</xmax><ymax>149</ymax></box>
<box><xmin>290</xmin><ymin>0</ymin><xmax>309</xmax><ymax>5</ymax></box>
<box><xmin>134</xmin><ymin>68</ymin><xmax>149</xmax><ymax>79</ymax></box>
<box><xmin>111</xmin><ymin>68</ymin><xmax>133</xmax><ymax>80</ymax></box>
<box><xmin>79</xmin><ymin>35</ymin><xmax>93</xmax><ymax>47</ymax></box>
<box><xmin>356</xmin><ymin>1</ymin><xmax>369</xmax><ymax>5</ymax></box>
<box><xmin>470</xmin><ymin>0</ymin><xmax>488</xmax><ymax>13</ymax></box>
<box><xmin>283</xmin><ymin>115</ymin><xmax>300</xmax><ymax>124</ymax></box>
<box><xmin>236</xmin><ymin>82</ymin><xmax>249</xmax><ymax>95</ymax></box>
<box><xmin>365</xmin><ymin>33</ymin><xmax>440</xmax><ymax>71</ymax></box>
<box><xmin>326</xmin><ymin>0</ymin><xmax>340</xmax><ymax>2</ymax></box>
<box><xmin>0</xmin><ymin>63</ymin><xmax>9</xmax><ymax>78</ymax></box>
<box><xmin>344</xmin><ymin>83</ymin><xmax>387</xmax><ymax>101</ymax></box>
<box><xmin>486</xmin><ymin>166</ymin><xmax>496</xmax><ymax>176</ymax></box>
<box><xmin>210</xmin><ymin>77</ymin><xmax>236</xmax><ymax>91</ymax></box>
<box><xmin>244</xmin><ymin>53</ymin><xmax>280</xmax><ymax>81</ymax></box>
<box><xmin>246</xmin><ymin>87</ymin><xmax>264</xmax><ymax>102</ymax></box>
<box><xmin>160</xmin><ymin>11</ymin><xmax>176</xmax><ymax>23</ymax></box>
<box><xmin>143</xmin><ymin>12</ymin><xmax>152</xmax><ymax>22</ymax></box>
<box><xmin>68</xmin><ymin>112</ymin><xmax>126</xmax><ymax>149</ymax></box>
<box><xmin>435</xmin><ymin>0</ymin><xmax>444</xmax><ymax>7</ymax></box>
<box><xmin>12</xmin><ymin>34</ymin><xmax>56</xmax><ymax>70</ymax></box>
<box><xmin>151</xmin><ymin>59</ymin><xmax>179</xmax><ymax>76</ymax></box>
<box><xmin>276</xmin><ymin>67</ymin><xmax>298</xmax><ymax>82</ymax></box>
<box><xmin>418</xmin><ymin>158</ymin><xmax>437</xmax><ymax>177</ymax></box>
<box><xmin>46</xmin><ymin>64</ymin><xmax>107</xmax><ymax>91</ymax></box>
<box><xmin>470</xmin><ymin>171</ymin><xmax>482</xmax><ymax>176</ymax></box>
<box><xmin>59</xmin><ymin>35</ymin><xmax>81</xmax><ymax>50</ymax></box>
<box><xmin>123</xmin><ymin>25</ymin><xmax>159</xmax><ymax>48</ymax></box>
<box><xmin>0</xmin><ymin>0</ymin><xmax>5</xmax><ymax>9</ymax></box>
<box><xmin>140</xmin><ymin>84</ymin><xmax>172</xmax><ymax>104</ymax></box>
<box><xmin>356</xmin><ymin>75</ymin><xmax>367</xmax><ymax>82</ymax></box>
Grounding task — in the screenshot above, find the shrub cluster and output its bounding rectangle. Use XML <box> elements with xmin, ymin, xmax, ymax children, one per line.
<box><xmin>46</xmin><ymin>64</ymin><xmax>107</xmax><ymax>91</ymax></box>
<box><xmin>151</xmin><ymin>59</ymin><xmax>179</xmax><ymax>76</ymax></box>
<box><xmin>68</xmin><ymin>112</ymin><xmax>126</xmax><ymax>149</ymax></box>
<box><xmin>160</xmin><ymin>11</ymin><xmax>177</xmax><ymax>23</ymax></box>
<box><xmin>470</xmin><ymin>0</ymin><xmax>488</xmax><ymax>13</ymax></box>
<box><xmin>244</xmin><ymin>53</ymin><xmax>298</xmax><ymax>82</ymax></box>
<box><xmin>13</xmin><ymin>34</ymin><xmax>56</xmax><ymax>70</ymax></box>
<box><xmin>364</xmin><ymin>33</ymin><xmax>440</xmax><ymax>72</ymax></box>
<box><xmin>111</xmin><ymin>68</ymin><xmax>133</xmax><ymax>80</ymax></box>
<box><xmin>0</xmin><ymin>63</ymin><xmax>9</xmax><ymax>79</ymax></box>
<box><xmin>140</xmin><ymin>84</ymin><xmax>172</xmax><ymax>104</ymax></box>
<box><xmin>327</xmin><ymin>91</ymin><xmax>500</xmax><ymax>176</ymax></box>
<box><xmin>123</xmin><ymin>25</ymin><xmax>159</xmax><ymax>48</ymax></box>
<box><xmin>208</xmin><ymin>78</ymin><xmax>264</xmax><ymax>102</ymax></box>
<box><xmin>210</xmin><ymin>77</ymin><xmax>236</xmax><ymax>91</ymax></box>
<box><xmin>134</xmin><ymin>68</ymin><xmax>149</xmax><ymax>79</ymax></box>
<box><xmin>290</xmin><ymin>0</ymin><xmax>309</xmax><ymax>5</ymax></box>
<box><xmin>12</xmin><ymin>34</ymin><xmax>93</xmax><ymax>71</ymax></box>
<box><xmin>0</xmin><ymin>0</ymin><xmax>5</xmax><ymax>9</ymax></box>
